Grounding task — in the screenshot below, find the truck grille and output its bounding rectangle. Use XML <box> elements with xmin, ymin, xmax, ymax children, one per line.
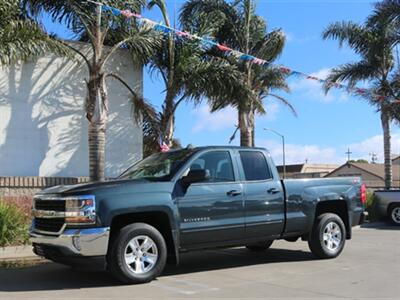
<box><xmin>34</xmin><ymin>218</ymin><xmax>65</xmax><ymax>233</ymax></box>
<box><xmin>35</xmin><ymin>200</ymin><xmax>65</xmax><ymax>212</ymax></box>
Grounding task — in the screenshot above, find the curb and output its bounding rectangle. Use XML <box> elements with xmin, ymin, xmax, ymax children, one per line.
<box><xmin>0</xmin><ymin>245</ymin><xmax>37</xmax><ymax>261</ymax></box>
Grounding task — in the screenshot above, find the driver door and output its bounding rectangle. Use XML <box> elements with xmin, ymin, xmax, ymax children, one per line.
<box><xmin>176</xmin><ymin>150</ymin><xmax>245</xmax><ymax>249</ymax></box>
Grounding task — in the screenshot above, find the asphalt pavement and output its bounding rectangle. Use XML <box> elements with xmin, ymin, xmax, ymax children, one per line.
<box><xmin>0</xmin><ymin>222</ymin><xmax>399</xmax><ymax>300</ymax></box>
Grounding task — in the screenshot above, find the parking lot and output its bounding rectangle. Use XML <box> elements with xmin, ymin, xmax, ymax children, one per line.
<box><xmin>0</xmin><ymin>223</ymin><xmax>399</xmax><ymax>300</ymax></box>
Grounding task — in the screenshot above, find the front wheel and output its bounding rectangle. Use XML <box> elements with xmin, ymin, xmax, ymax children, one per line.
<box><xmin>388</xmin><ymin>204</ymin><xmax>400</xmax><ymax>226</ymax></box>
<box><xmin>308</xmin><ymin>213</ymin><xmax>346</xmax><ymax>259</ymax></box>
<box><xmin>108</xmin><ymin>223</ymin><xmax>167</xmax><ymax>284</ymax></box>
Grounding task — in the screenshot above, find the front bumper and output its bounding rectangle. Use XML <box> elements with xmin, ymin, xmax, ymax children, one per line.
<box><xmin>30</xmin><ymin>227</ymin><xmax>110</xmax><ymax>257</ymax></box>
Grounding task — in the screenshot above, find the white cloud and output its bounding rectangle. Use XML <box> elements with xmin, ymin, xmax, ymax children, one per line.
<box><xmin>348</xmin><ymin>133</ymin><xmax>400</xmax><ymax>163</ymax></box>
<box><xmin>257</xmin><ymin>132</ymin><xmax>400</xmax><ymax>166</ymax></box>
<box><xmin>191</xmin><ymin>103</ymin><xmax>281</xmax><ymax>133</ymax></box>
<box><xmin>290</xmin><ymin>67</ymin><xmax>350</xmax><ymax>103</ymax></box>
<box><xmin>258</xmin><ymin>138</ymin><xmax>341</xmax><ymax>165</ymax></box>
<box><xmin>283</xmin><ymin>31</ymin><xmax>316</xmax><ymax>44</ymax></box>
<box><xmin>283</xmin><ymin>31</ymin><xmax>294</xmax><ymax>43</ymax></box>
<box><xmin>191</xmin><ymin>105</ymin><xmax>237</xmax><ymax>133</ymax></box>
<box><xmin>257</xmin><ymin>102</ymin><xmax>280</xmax><ymax>122</ymax></box>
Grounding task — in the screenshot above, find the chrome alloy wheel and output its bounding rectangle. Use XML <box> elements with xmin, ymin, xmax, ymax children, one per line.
<box><xmin>124</xmin><ymin>235</ymin><xmax>158</xmax><ymax>274</ymax></box>
<box><xmin>322</xmin><ymin>222</ymin><xmax>342</xmax><ymax>251</ymax></box>
<box><xmin>391</xmin><ymin>207</ymin><xmax>400</xmax><ymax>224</ymax></box>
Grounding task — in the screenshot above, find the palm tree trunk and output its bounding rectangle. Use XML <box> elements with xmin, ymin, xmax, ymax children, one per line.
<box><xmin>239</xmin><ymin>107</ymin><xmax>253</xmax><ymax>147</ymax></box>
<box><xmin>164</xmin><ymin>115</ymin><xmax>175</xmax><ymax>147</ymax></box>
<box><xmin>242</xmin><ymin>0</ymin><xmax>254</xmax><ymax>147</ymax></box>
<box><xmin>381</xmin><ymin>109</ymin><xmax>392</xmax><ymax>189</ymax></box>
<box><xmin>86</xmin><ymin>4</ymin><xmax>108</xmax><ymax>182</ymax></box>
<box><xmin>88</xmin><ymin>123</ymin><xmax>106</xmax><ymax>181</ymax></box>
<box><xmin>87</xmin><ymin>73</ymin><xmax>108</xmax><ymax>182</ymax></box>
<box><xmin>251</xmin><ymin>109</ymin><xmax>255</xmax><ymax>147</ymax></box>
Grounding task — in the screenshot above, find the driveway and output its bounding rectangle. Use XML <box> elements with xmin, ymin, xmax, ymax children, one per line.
<box><xmin>0</xmin><ymin>223</ymin><xmax>399</xmax><ymax>299</ymax></box>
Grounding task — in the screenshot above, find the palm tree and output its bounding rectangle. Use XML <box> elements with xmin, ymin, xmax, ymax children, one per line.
<box><xmin>23</xmin><ymin>0</ymin><xmax>159</xmax><ymax>181</ymax></box>
<box><xmin>323</xmin><ymin>17</ymin><xmax>398</xmax><ymax>189</ymax></box>
<box><xmin>144</xmin><ymin>0</ymin><xmax>251</xmax><ymax>154</ymax></box>
<box><xmin>368</xmin><ymin>0</ymin><xmax>400</xmax><ymax>124</ymax></box>
<box><xmin>0</xmin><ymin>0</ymin><xmax>66</xmax><ymax>65</ymax></box>
<box><xmin>181</xmin><ymin>0</ymin><xmax>295</xmax><ymax>147</ymax></box>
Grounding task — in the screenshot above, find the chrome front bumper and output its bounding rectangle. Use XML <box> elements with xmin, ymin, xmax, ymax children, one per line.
<box><xmin>30</xmin><ymin>227</ymin><xmax>110</xmax><ymax>257</ymax></box>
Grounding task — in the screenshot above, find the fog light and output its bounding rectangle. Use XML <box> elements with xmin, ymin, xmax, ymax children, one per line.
<box><xmin>72</xmin><ymin>236</ymin><xmax>81</xmax><ymax>251</ymax></box>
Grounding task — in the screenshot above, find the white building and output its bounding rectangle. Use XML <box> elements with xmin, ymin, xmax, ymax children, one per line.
<box><xmin>0</xmin><ymin>42</ymin><xmax>143</xmax><ymax>178</ymax></box>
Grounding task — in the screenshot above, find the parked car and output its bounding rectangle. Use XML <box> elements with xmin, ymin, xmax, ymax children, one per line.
<box><xmin>29</xmin><ymin>146</ymin><xmax>366</xmax><ymax>284</ymax></box>
<box><xmin>373</xmin><ymin>190</ymin><xmax>400</xmax><ymax>225</ymax></box>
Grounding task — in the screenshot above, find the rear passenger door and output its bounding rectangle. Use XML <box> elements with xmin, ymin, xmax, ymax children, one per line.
<box><xmin>239</xmin><ymin>151</ymin><xmax>285</xmax><ymax>239</ymax></box>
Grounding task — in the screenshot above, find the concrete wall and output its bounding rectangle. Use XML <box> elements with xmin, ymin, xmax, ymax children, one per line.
<box><xmin>0</xmin><ymin>42</ymin><xmax>143</xmax><ymax>178</ymax></box>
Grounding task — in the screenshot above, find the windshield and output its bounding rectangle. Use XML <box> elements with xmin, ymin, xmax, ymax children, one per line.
<box><xmin>119</xmin><ymin>149</ymin><xmax>196</xmax><ymax>181</ymax></box>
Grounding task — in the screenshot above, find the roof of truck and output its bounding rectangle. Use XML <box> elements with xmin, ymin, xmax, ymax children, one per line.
<box><xmin>185</xmin><ymin>145</ymin><xmax>269</xmax><ymax>151</ymax></box>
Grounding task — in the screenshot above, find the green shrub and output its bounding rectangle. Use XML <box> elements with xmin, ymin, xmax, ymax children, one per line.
<box><xmin>365</xmin><ymin>192</ymin><xmax>378</xmax><ymax>222</ymax></box>
<box><xmin>0</xmin><ymin>201</ymin><xmax>30</xmax><ymax>247</ymax></box>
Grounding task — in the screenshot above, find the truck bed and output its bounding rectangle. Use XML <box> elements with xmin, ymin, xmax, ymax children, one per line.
<box><xmin>282</xmin><ymin>177</ymin><xmax>364</xmax><ymax>238</ymax></box>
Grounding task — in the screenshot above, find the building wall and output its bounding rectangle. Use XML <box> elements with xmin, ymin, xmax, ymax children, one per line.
<box><xmin>0</xmin><ymin>42</ymin><xmax>143</xmax><ymax>178</ymax></box>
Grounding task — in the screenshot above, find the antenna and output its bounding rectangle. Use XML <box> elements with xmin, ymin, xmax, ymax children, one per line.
<box><xmin>369</xmin><ymin>152</ymin><xmax>378</xmax><ymax>164</ymax></box>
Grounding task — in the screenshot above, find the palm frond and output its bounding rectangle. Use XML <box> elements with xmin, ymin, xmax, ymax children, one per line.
<box><xmin>252</xmin><ymin>29</ymin><xmax>285</xmax><ymax>62</ymax></box>
<box><xmin>0</xmin><ymin>19</ymin><xmax>69</xmax><ymax>65</ymax></box>
<box><xmin>368</xmin><ymin>0</ymin><xmax>400</xmax><ymax>27</ymax></box>
<box><xmin>323</xmin><ymin>61</ymin><xmax>377</xmax><ymax>92</ymax></box>
<box><xmin>322</xmin><ymin>21</ymin><xmax>370</xmax><ymax>56</ymax></box>
<box><xmin>268</xmin><ymin>93</ymin><xmax>297</xmax><ymax>117</ymax></box>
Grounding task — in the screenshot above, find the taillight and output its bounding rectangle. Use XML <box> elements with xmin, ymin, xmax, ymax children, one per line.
<box><xmin>360</xmin><ymin>183</ymin><xmax>367</xmax><ymax>205</ymax></box>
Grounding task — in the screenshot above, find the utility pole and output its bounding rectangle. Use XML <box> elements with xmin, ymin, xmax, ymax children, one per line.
<box><xmin>264</xmin><ymin>128</ymin><xmax>286</xmax><ymax>179</ymax></box>
<box><xmin>345</xmin><ymin>148</ymin><xmax>352</xmax><ymax>162</ymax></box>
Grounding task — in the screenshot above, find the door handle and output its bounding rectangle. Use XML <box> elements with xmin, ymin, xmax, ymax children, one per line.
<box><xmin>227</xmin><ymin>190</ymin><xmax>242</xmax><ymax>196</ymax></box>
<box><xmin>267</xmin><ymin>188</ymin><xmax>280</xmax><ymax>194</ymax></box>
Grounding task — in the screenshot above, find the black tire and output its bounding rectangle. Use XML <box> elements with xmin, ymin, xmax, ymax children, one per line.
<box><xmin>108</xmin><ymin>223</ymin><xmax>167</xmax><ymax>284</ymax></box>
<box><xmin>246</xmin><ymin>240</ymin><xmax>274</xmax><ymax>251</ymax></box>
<box><xmin>388</xmin><ymin>204</ymin><xmax>400</xmax><ymax>226</ymax></box>
<box><xmin>308</xmin><ymin>213</ymin><xmax>346</xmax><ymax>259</ymax></box>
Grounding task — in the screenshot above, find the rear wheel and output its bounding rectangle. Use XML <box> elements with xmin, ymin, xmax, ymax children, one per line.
<box><xmin>308</xmin><ymin>213</ymin><xmax>346</xmax><ymax>259</ymax></box>
<box><xmin>108</xmin><ymin>223</ymin><xmax>167</xmax><ymax>284</ymax></box>
<box><xmin>246</xmin><ymin>240</ymin><xmax>274</xmax><ymax>251</ymax></box>
<box><xmin>388</xmin><ymin>204</ymin><xmax>400</xmax><ymax>226</ymax></box>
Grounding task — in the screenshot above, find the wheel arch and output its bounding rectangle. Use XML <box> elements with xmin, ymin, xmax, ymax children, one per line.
<box><xmin>108</xmin><ymin>211</ymin><xmax>179</xmax><ymax>264</ymax></box>
<box><xmin>314</xmin><ymin>200</ymin><xmax>350</xmax><ymax>239</ymax></box>
<box><xmin>387</xmin><ymin>202</ymin><xmax>400</xmax><ymax>224</ymax></box>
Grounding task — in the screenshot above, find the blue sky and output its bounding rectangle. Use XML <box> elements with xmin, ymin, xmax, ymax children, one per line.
<box><xmin>42</xmin><ymin>0</ymin><xmax>400</xmax><ymax>165</ymax></box>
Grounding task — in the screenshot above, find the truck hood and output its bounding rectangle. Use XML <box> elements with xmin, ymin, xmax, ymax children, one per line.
<box><xmin>37</xmin><ymin>179</ymin><xmax>174</xmax><ymax>196</ymax></box>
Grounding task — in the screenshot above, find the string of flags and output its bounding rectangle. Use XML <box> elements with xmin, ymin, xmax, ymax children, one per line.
<box><xmin>98</xmin><ymin>3</ymin><xmax>400</xmax><ymax>105</ymax></box>
<box><xmin>91</xmin><ymin>2</ymin><xmax>400</xmax><ymax>149</ymax></box>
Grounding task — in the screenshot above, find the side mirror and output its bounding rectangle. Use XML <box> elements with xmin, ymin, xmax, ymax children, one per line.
<box><xmin>182</xmin><ymin>169</ymin><xmax>209</xmax><ymax>185</ymax></box>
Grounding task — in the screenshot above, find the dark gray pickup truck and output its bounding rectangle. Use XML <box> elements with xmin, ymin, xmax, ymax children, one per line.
<box><xmin>30</xmin><ymin>146</ymin><xmax>365</xmax><ymax>284</ymax></box>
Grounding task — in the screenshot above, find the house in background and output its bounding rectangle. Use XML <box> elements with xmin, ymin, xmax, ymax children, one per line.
<box><xmin>0</xmin><ymin>42</ymin><xmax>143</xmax><ymax>198</ymax></box>
<box><xmin>325</xmin><ymin>162</ymin><xmax>400</xmax><ymax>189</ymax></box>
<box><xmin>392</xmin><ymin>155</ymin><xmax>400</xmax><ymax>165</ymax></box>
<box><xmin>277</xmin><ymin>164</ymin><xmax>339</xmax><ymax>179</ymax></box>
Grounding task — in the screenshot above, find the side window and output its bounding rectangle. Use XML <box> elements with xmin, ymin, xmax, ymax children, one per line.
<box><xmin>189</xmin><ymin>151</ymin><xmax>235</xmax><ymax>182</ymax></box>
<box><xmin>240</xmin><ymin>151</ymin><xmax>272</xmax><ymax>181</ymax></box>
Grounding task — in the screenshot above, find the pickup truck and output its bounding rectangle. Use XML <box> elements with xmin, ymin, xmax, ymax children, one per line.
<box><xmin>373</xmin><ymin>190</ymin><xmax>400</xmax><ymax>225</ymax></box>
<box><xmin>30</xmin><ymin>146</ymin><xmax>365</xmax><ymax>284</ymax></box>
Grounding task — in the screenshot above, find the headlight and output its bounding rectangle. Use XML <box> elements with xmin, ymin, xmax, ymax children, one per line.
<box><xmin>64</xmin><ymin>195</ymin><xmax>96</xmax><ymax>226</ymax></box>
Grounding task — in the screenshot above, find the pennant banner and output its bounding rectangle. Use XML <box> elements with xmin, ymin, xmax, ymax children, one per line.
<box><xmin>100</xmin><ymin>3</ymin><xmax>398</xmax><ymax>104</ymax></box>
